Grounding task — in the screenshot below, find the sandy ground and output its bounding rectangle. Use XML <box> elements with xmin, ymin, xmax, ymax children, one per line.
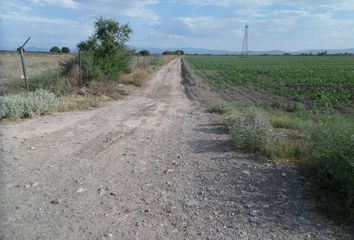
<box><xmin>0</xmin><ymin>59</ymin><xmax>352</xmax><ymax>239</ymax></box>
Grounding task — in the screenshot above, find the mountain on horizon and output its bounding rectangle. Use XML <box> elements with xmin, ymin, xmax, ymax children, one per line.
<box><xmin>1</xmin><ymin>46</ymin><xmax>354</xmax><ymax>55</ymax></box>
<box><xmin>131</xmin><ymin>46</ymin><xmax>354</xmax><ymax>55</ymax></box>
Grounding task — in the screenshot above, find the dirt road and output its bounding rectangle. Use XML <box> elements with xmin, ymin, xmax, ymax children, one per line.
<box><xmin>0</xmin><ymin>59</ymin><xmax>351</xmax><ymax>239</ymax></box>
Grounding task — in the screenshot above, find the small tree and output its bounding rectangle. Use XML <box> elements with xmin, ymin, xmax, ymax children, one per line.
<box><xmin>50</xmin><ymin>46</ymin><xmax>61</xmax><ymax>54</ymax></box>
<box><xmin>163</xmin><ymin>51</ymin><xmax>172</xmax><ymax>55</ymax></box>
<box><xmin>175</xmin><ymin>50</ymin><xmax>184</xmax><ymax>55</ymax></box>
<box><xmin>139</xmin><ymin>50</ymin><xmax>150</xmax><ymax>56</ymax></box>
<box><xmin>77</xmin><ymin>17</ymin><xmax>133</xmax><ymax>80</ymax></box>
<box><xmin>61</xmin><ymin>47</ymin><xmax>70</xmax><ymax>53</ymax></box>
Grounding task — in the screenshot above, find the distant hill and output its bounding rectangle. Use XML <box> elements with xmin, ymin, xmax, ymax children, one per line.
<box><xmin>1</xmin><ymin>45</ymin><xmax>354</xmax><ymax>55</ymax></box>
<box><xmin>131</xmin><ymin>46</ymin><xmax>235</xmax><ymax>55</ymax></box>
<box><xmin>291</xmin><ymin>48</ymin><xmax>354</xmax><ymax>55</ymax></box>
<box><xmin>131</xmin><ymin>47</ymin><xmax>354</xmax><ymax>55</ymax></box>
<box><xmin>0</xmin><ymin>46</ymin><xmax>76</xmax><ymax>53</ymax></box>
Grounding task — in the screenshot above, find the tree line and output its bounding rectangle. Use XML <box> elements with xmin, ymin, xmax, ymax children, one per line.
<box><xmin>136</xmin><ymin>49</ymin><xmax>185</xmax><ymax>56</ymax></box>
<box><xmin>49</xmin><ymin>46</ymin><xmax>70</xmax><ymax>54</ymax></box>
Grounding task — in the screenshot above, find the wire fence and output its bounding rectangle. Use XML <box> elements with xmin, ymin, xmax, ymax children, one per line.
<box><xmin>130</xmin><ymin>55</ymin><xmax>163</xmax><ymax>70</ymax></box>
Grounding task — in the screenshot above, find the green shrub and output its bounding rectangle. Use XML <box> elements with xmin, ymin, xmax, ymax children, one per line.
<box><xmin>225</xmin><ymin>111</ymin><xmax>282</xmax><ymax>153</ymax></box>
<box><xmin>0</xmin><ymin>89</ymin><xmax>57</xmax><ymax>119</ymax></box>
<box><xmin>29</xmin><ymin>72</ymin><xmax>69</xmax><ymax>96</ymax></box>
<box><xmin>139</xmin><ymin>50</ymin><xmax>150</xmax><ymax>56</ymax></box>
<box><xmin>50</xmin><ymin>46</ymin><xmax>61</xmax><ymax>54</ymax></box>
<box><xmin>61</xmin><ymin>47</ymin><xmax>70</xmax><ymax>53</ymax></box>
<box><xmin>77</xmin><ymin>17</ymin><xmax>133</xmax><ymax>81</ymax></box>
<box><xmin>305</xmin><ymin>116</ymin><xmax>354</xmax><ymax>217</ymax></box>
<box><xmin>60</xmin><ymin>56</ymin><xmax>78</xmax><ymax>77</ymax></box>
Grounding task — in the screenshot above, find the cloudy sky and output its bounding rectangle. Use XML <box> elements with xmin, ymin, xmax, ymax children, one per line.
<box><xmin>1</xmin><ymin>0</ymin><xmax>354</xmax><ymax>51</ymax></box>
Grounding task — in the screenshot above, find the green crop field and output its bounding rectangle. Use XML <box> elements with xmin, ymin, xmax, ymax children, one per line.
<box><xmin>185</xmin><ymin>55</ymin><xmax>354</xmax><ymax>109</ymax></box>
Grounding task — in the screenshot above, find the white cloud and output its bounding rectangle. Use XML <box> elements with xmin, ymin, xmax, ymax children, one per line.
<box><xmin>183</xmin><ymin>0</ymin><xmax>275</xmax><ymax>8</ymax></box>
<box><xmin>183</xmin><ymin>0</ymin><xmax>354</xmax><ymax>10</ymax></box>
<box><xmin>0</xmin><ymin>0</ymin><xmax>160</xmax><ymax>49</ymax></box>
<box><xmin>23</xmin><ymin>0</ymin><xmax>160</xmax><ymax>20</ymax></box>
<box><xmin>79</xmin><ymin>0</ymin><xmax>160</xmax><ymax>21</ymax></box>
<box><xmin>155</xmin><ymin>16</ymin><xmax>238</xmax><ymax>37</ymax></box>
<box><xmin>28</xmin><ymin>0</ymin><xmax>80</xmax><ymax>9</ymax></box>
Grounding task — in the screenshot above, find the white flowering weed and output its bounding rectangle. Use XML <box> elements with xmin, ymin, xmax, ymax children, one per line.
<box><xmin>226</xmin><ymin>111</ymin><xmax>282</xmax><ymax>153</ymax></box>
<box><xmin>0</xmin><ymin>89</ymin><xmax>57</xmax><ymax>119</ymax></box>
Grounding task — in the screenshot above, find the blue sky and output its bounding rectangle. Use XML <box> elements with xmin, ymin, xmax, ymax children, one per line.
<box><xmin>1</xmin><ymin>0</ymin><xmax>354</xmax><ymax>51</ymax></box>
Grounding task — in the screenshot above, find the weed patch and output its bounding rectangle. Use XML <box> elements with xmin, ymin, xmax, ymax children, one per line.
<box><xmin>269</xmin><ymin>114</ymin><xmax>302</xmax><ymax>130</ymax></box>
<box><xmin>0</xmin><ymin>89</ymin><xmax>57</xmax><ymax>119</ymax></box>
<box><xmin>305</xmin><ymin>116</ymin><xmax>354</xmax><ymax>218</ymax></box>
<box><xmin>56</xmin><ymin>95</ymin><xmax>111</xmax><ymax>112</ymax></box>
<box><xmin>225</xmin><ymin>111</ymin><xmax>283</xmax><ymax>154</ymax></box>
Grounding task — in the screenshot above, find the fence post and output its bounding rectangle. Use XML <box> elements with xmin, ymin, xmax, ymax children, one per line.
<box><xmin>19</xmin><ymin>37</ymin><xmax>31</xmax><ymax>91</ymax></box>
<box><xmin>19</xmin><ymin>48</ymin><xmax>29</xmax><ymax>91</ymax></box>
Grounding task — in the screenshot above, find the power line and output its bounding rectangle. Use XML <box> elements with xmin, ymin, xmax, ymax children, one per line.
<box><xmin>241</xmin><ymin>24</ymin><xmax>249</xmax><ymax>57</ymax></box>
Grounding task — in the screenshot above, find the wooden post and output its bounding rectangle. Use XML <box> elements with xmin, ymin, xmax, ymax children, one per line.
<box><xmin>19</xmin><ymin>37</ymin><xmax>31</xmax><ymax>91</ymax></box>
<box><xmin>19</xmin><ymin>47</ymin><xmax>29</xmax><ymax>91</ymax></box>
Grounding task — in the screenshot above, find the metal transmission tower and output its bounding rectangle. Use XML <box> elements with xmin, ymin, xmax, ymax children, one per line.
<box><xmin>241</xmin><ymin>24</ymin><xmax>249</xmax><ymax>57</ymax></box>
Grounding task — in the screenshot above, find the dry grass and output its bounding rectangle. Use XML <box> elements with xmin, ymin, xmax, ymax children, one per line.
<box><xmin>119</xmin><ymin>69</ymin><xmax>150</xmax><ymax>87</ymax></box>
<box><xmin>88</xmin><ymin>81</ymin><xmax>137</xmax><ymax>99</ymax></box>
<box><xmin>0</xmin><ymin>53</ymin><xmax>72</xmax><ymax>84</ymax></box>
<box><xmin>56</xmin><ymin>95</ymin><xmax>111</xmax><ymax>112</ymax></box>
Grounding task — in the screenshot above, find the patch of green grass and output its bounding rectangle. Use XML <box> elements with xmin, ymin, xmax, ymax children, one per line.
<box><xmin>269</xmin><ymin>114</ymin><xmax>302</xmax><ymax>130</ymax></box>
<box><xmin>305</xmin><ymin>116</ymin><xmax>354</xmax><ymax>218</ymax></box>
